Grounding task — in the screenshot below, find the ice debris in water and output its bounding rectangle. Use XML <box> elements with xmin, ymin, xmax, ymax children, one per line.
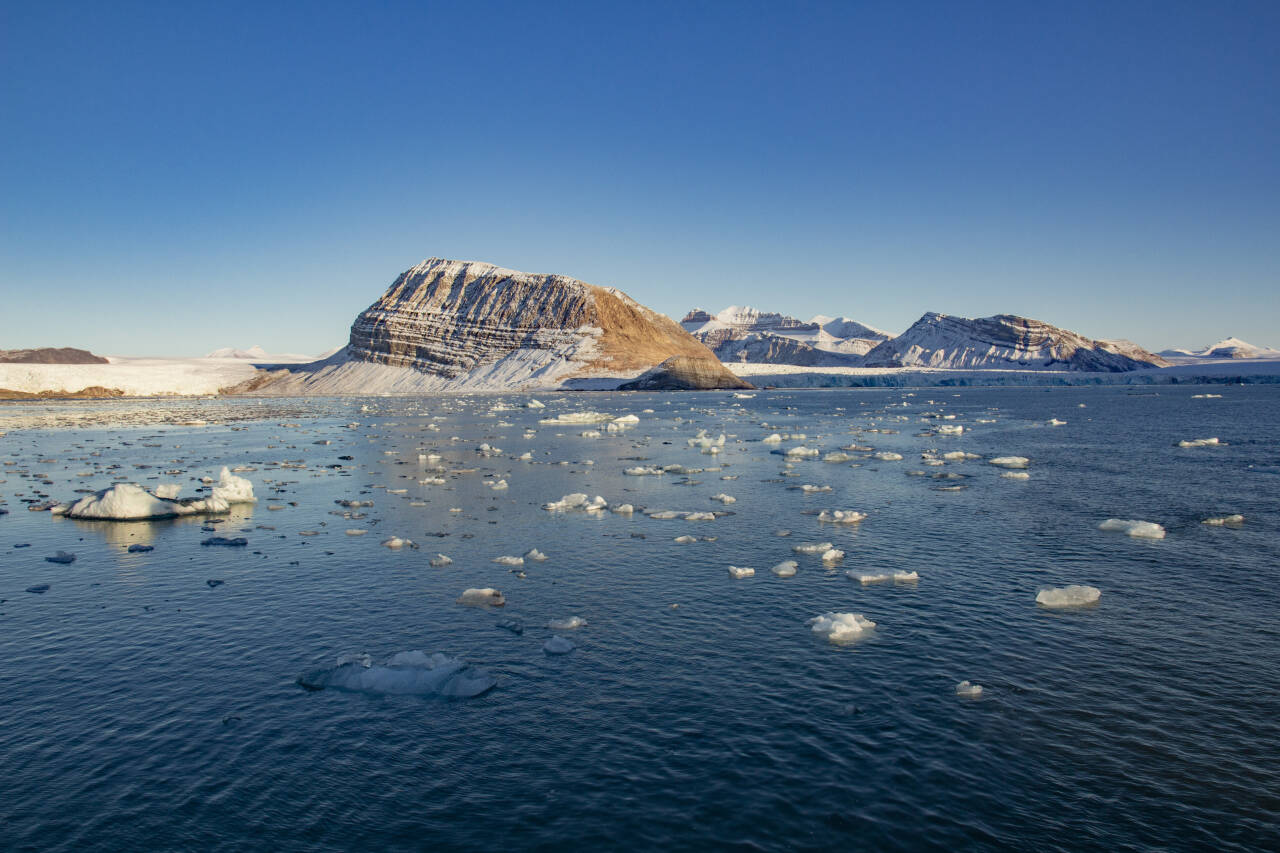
<box><xmin>457</xmin><ymin>588</ymin><xmax>505</xmax><ymax>606</ymax></box>
<box><xmin>1001</xmin><ymin>471</ymin><xmax>1031</xmax><ymax>480</ymax></box>
<box><xmin>710</xmin><ymin>493</ymin><xmax>737</xmax><ymax>504</ymax></box>
<box><xmin>65</xmin><ymin>483</ymin><xmax>227</xmax><ymax>520</ymax></box>
<box><xmin>1046</xmin><ymin>418</ymin><xmax>1066</xmax><ymax>427</ymax></box>
<box><xmin>539</xmin><ymin>412</ymin><xmax>612</xmax><ymax>425</ymax></box>
<box><xmin>1099</xmin><ymin>519</ymin><xmax>1166</xmax><ymax>539</ymax></box>
<box><xmin>344</xmin><ymin>529</ymin><xmax>367</xmax><ymax>536</ymax></box>
<box><xmin>543</xmin><ymin>636</ymin><xmax>575</xmax><ymax>655</ymax></box>
<box><xmin>382</xmin><ymin>536</ymin><xmax>419</xmax><ymax>549</ymax></box>
<box><xmin>936</xmin><ymin>424</ymin><xmax>964</xmax><ymax>435</ymax></box>
<box><xmin>761</xmin><ymin>433</ymin><xmax>783</xmax><ymax>444</ymax></box>
<box><xmin>786</xmin><ymin>446</ymin><xmax>820</xmax><ymax>458</ymax></box>
<box><xmin>771</xmin><ymin>560</ymin><xmax>798</xmax><ymax>578</ymax></box>
<box><xmin>1036</xmin><ymin>585</ymin><xmax>1101</xmax><ymax>608</ymax></box>
<box><xmin>821</xmin><ymin>548</ymin><xmax>845</xmax><ymax>563</ymax></box>
<box><xmin>674</xmin><ymin>535</ymin><xmax>697</xmax><ymax>544</ymax></box>
<box><xmin>872</xmin><ymin>452</ymin><xmax>903</xmax><ymax>461</ymax></box>
<box><xmin>612</xmin><ymin>503</ymin><xmax>634</xmax><ymax>515</ymax></box>
<box><xmin>793</xmin><ymin>542</ymin><xmax>834</xmax><ymax>554</ymax></box>
<box><xmin>955</xmin><ymin>680</ymin><xmax>983</xmax><ymax>697</ymax></box>
<box><xmin>989</xmin><ymin>456</ymin><xmax>1029</xmax><ymax>469</ymax></box>
<box><xmin>800</xmin><ymin>484</ymin><xmax>832</xmax><ymax>493</ymax></box>
<box><xmin>298</xmin><ymin>651</ymin><xmax>496</xmax><ymax>698</ymax></box>
<box><xmin>524</xmin><ymin>548</ymin><xmax>548</xmax><ymax>561</ymax></box>
<box><xmin>429</xmin><ymin>554</ymin><xmax>453</xmax><ymax>566</ymax></box>
<box><xmin>45</xmin><ymin>551</ymin><xmax>76</xmax><ymax>564</ymax></box>
<box><xmin>807</xmin><ymin>612</ymin><xmax>876</xmax><ymax>643</ymax></box>
<box><xmin>543</xmin><ymin>493</ymin><xmax>608</xmax><ymax>513</ymax></box>
<box><xmin>1202</xmin><ymin>514</ymin><xmax>1244</xmax><ymax>526</ymax></box>
<box><xmin>852</xmin><ymin>571</ymin><xmax>919</xmax><ymax>584</ymax></box>
<box><xmin>548</xmin><ymin>616</ymin><xmax>586</xmax><ymax>630</ymax></box>
<box><xmin>818</xmin><ymin>510</ymin><xmax>866</xmax><ymax>524</ymax></box>
<box><xmin>727</xmin><ymin>566</ymin><xmax>755</xmax><ymax>578</ymax></box>
<box><xmin>212</xmin><ymin>466</ymin><xmax>256</xmax><ymax>504</ymax></box>
<box><xmin>201</xmin><ymin>537</ymin><xmax>247</xmax><ymax>547</ymax></box>
<box><xmin>494</xmin><ymin>555</ymin><xmax>524</xmax><ymax>566</ymax></box>
<box><xmin>1177</xmin><ymin>437</ymin><xmax>1222</xmax><ymax>448</ymax></box>
<box><xmin>153</xmin><ymin>483</ymin><xmax>182</xmax><ymax>499</ymax></box>
<box><xmin>525</xmin><ymin>399</ymin><xmax>545</xmax><ymax>409</ymax></box>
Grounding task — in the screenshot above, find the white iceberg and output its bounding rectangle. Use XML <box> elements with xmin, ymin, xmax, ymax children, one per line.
<box><xmin>955</xmin><ymin>680</ymin><xmax>983</xmax><ymax>697</ymax></box>
<box><xmin>429</xmin><ymin>554</ymin><xmax>453</xmax><ymax>566</ymax></box>
<box><xmin>770</xmin><ymin>560</ymin><xmax>798</xmax><ymax>578</ymax></box>
<box><xmin>1036</xmin><ymin>585</ymin><xmax>1101</xmax><ymax>608</ymax></box>
<box><xmin>793</xmin><ymin>542</ymin><xmax>834</xmax><ymax>554</ymax></box>
<box><xmin>807</xmin><ymin>612</ymin><xmax>875</xmax><ymax>644</ymax></box>
<box><xmin>457</xmin><ymin>588</ymin><xmax>505</xmax><ymax>606</ymax></box>
<box><xmin>818</xmin><ymin>510</ymin><xmax>866</xmax><ymax>524</ymax></box>
<box><xmin>1202</xmin><ymin>514</ymin><xmax>1244</xmax><ymax>526</ymax></box>
<box><xmin>727</xmin><ymin>566</ymin><xmax>755</xmax><ymax>578</ymax></box>
<box><xmin>989</xmin><ymin>456</ymin><xmax>1029</xmax><ymax>469</ymax></box>
<box><xmin>212</xmin><ymin>466</ymin><xmax>257</xmax><ymax>504</ymax></box>
<box><xmin>65</xmin><ymin>482</ymin><xmax>229</xmax><ymax>520</ymax></box>
<box><xmin>1177</xmin><ymin>437</ymin><xmax>1222</xmax><ymax>448</ymax></box>
<box><xmin>1098</xmin><ymin>519</ymin><xmax>1166</xmax><ymax>539</ymax></box>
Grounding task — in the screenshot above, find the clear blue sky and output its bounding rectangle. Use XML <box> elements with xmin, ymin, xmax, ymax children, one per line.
<box><xmin>2</xmin><ymin>0</ymin><xmax>1277</xmax><ymax>355</ymax></box>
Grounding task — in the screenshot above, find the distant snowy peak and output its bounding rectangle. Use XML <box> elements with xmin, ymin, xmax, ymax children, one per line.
<box><xmin>1159</xmin><ymin>337</ymin><xmax>1280</xmax><ymax>360</ymax></box>
<box><xmin>681</xmin><ymin>305</ymin><xmax>890</xmax><ymax>364</ymax></box>
<box><xmin>861</xmin><ymin>312</ymin><xmax>1169</xmax><ymax>372</ymax></box>
<box><xmin>809</xmin><ymin>315</ymin><xmax>891</xmax><ymax>341</ymax></box>
<box><xmin>205</xmin><ymin>345</ymin><xmax>270</xmax><ymax>359</ymax></box>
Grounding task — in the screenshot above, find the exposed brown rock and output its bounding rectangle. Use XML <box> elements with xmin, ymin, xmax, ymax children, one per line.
<box><xmin>619</xmin><ymin>356</ymin><xmax>754</xmax><ymax>391</ymax></box>
<box><xmin>0</xmin><ymin>347</ymin><xmax>109</xmax><ymax>365</ymax></box>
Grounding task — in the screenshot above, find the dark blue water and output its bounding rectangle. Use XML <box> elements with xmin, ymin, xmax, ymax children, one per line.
<box><xmin>1</xmin><ymin>387</ymin><xmax>1277</xmax><ymax>851</ymax></box>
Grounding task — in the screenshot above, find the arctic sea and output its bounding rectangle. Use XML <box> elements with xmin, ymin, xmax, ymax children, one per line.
<box><xmin>1</xmin><ymin>387</ymin><xmax>1277</xmax><ymax>851</ymax></box>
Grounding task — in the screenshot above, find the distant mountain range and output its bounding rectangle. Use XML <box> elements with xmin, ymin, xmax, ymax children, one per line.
<box><xmin>1158</xmin><ymin>337</ymin><xmax>1280</xmax><ymax>361</ymax></box>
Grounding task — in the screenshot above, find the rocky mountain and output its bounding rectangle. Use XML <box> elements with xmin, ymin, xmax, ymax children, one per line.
<box><xmin>681</xmin><ymin>306</ymin><xmax>890</xmax><ymax>365</ymax></box>
<box><xmin>1159</xmin><ymin>337</ymin><xmax>1280</xmax><ymax>360</ymax></box>
<box><xmin>0</xmin><ymin>347</ymin><xmax>108</xmax><ymax>364</ymax></box>
<box><xmin>860</xmin><ymin>312</ymin><xmax>1170</xmax><ymax>371</ymax></box>
<box><xmin>238</xmin><ymin>258</ymin><xmax>748</xmax><ymax>393</ymax></box>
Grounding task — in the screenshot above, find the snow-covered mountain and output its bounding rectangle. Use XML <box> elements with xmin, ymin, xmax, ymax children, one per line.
<box><xmin>1159</xmin><ymin>337</ymin><xmax>1280</xmax><ymax>361</ymax></box>
<box><xmin>860</xmin><ymin>312</ymin><xmax>1169</xmax><ymax>371</ymax></box>
<box><xmin>681</xmin><ymin>306</ymin><xmax>890</xmax><ymax>365</ymax></box>
<box><xmin>234</xmin><ymin>259</ymin><xmax>749</xmax><ymax>393</ymax></box>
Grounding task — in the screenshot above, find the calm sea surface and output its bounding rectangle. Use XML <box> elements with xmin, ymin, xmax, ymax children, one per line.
<box><xmin>1</xmin><ymin>387</ymin><xmax>1277</xmax><ymax>851</ymax></box>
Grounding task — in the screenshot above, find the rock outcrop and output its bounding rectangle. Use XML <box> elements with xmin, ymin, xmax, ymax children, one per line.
<box><xmin>620</xmin><ymin>356</ymin><xmax>754</xmax><ymax>391</ymax></box>
<box><xmin>860</xmin><ymin>312</ymin><xmax>1170</xmax><ymax>371</ymax></box>
<box><xmin>0</xmin><ymin>347</ymin><xmax>108</xmax><ymax>364</ymax></box>
<box><xmin>681</xmin><ymin>306</ymin><xmax>889</xmax><ymax>365</ymax></box>
<box><xmin>239</xmin><ymin>258</ymin><xmax>745</xmax><ymax>393</ymax></box>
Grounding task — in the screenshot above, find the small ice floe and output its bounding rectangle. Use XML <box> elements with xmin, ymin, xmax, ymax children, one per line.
<box><xmin>381</xmin><ymin>536</ymin><xmax>419</xmax><ymax>549</ymax></box>
<box><xmin>770</xmin><ymin>560</ymin><xmax>798</xmax><ymax>578</ymax></box>
<box><xmin>936</xmin><ymin>424</ymin><xmax>964</xmax><ymax>435</ymax></box>
<box><xmin>710</xmin><ymin>493</ymin><xmax>736</xmax><ymax>504</ymax></box>
<box><xmin>1098</xmin><ymin>519</ymin><xmax>1166</xmax><ymax>539</ymax></box>
<box><xmin>727</xmin><ymin>566</ymin><xmax>755</xmax><ymax>578</ymax></box>
<box><xmin>942</xmin><ymin>451</ymin><xmax>981</xmax><ymax>461</ymax></box>
<box><xmin>823</xmin><ymin>452</ymin><xmax>852</xmax><ymax>463</ymax></box>
<box><xmin>494</xmin><ymin>555</ymin><xmax>524</xmax><ymax>566</ymax></box>
<box><xmin>1036</xmin><ymin>585</ymin><xmax>1101</xmax><ymax>608</ymax></box>
<box><xmin>818</xmin><ymin>510</ymin><xmax>866</xmax><ymax>524</ymax></box>
<box><xmin>524</xmin><ymin>548</ymin><xmax>549</xmax><ymax>562</ymax></box>
<box><xmin>457</xmin><ymin>588</ymin><xmax>505</xmax><ymax>606</ymax></box>
<box><xmin>336</xmin><ymin>499</ymin><xmax>374</xmax><ymax>508</ymax></box>
<box><xmin>800</xmin><ymin>484</ymin><xmax>832</xmax><ymax>494</ymax></box>
<box><xmin>851</xmin><ymin>571</ymin><xmax>918</xmax><ymax>584</ymax></box>
<box><xmin>476</xmin><ymin>443</ymin><xmax>503</xmax><ymax>455</ymax></box>
<box><xmin>674</xmin><ymin>535</ymin><xmax>697</xmax><ymax>544</ymax></box>
<box><xmin>539</xmin><ymin>412</ymin><xmax>612</xmax><ymax>425</ymax></box>
<box><xmin>201</xmin><ymin>537</ymin><xmax>248</xmax><ymax>547</ymax></box>
<box><xmin>762</xmin><ymin>433</ymin><xmax>783</xmax><ymax>444</ymax></box>
<box><xmin>518</xmin><ymin>451</ymin><xmax>533</xmax><ymax>461</ymax></box>
<box><xmin>543</xmin><ymin>493</ymin><xmax>608</xmax><ymax>513</ymax></box>
<box><xmin>625</xmin><ymin>466</ymin><xmax>665</xmax><ymax>476</ymax></box>
<box><xmin>807</xmin><ymin>612</ymin><xmax>875</xmax><ymax>644</ymax></box>
<box><xmin>45</xmin><ymin>551</ymin><xmax>76</xmax><ymax>564</ymax></box>
<box><xmin>1001</xmin><ymin>471</ymin><xmax>1030</xmax><ymax>480</ymax></box>
<box><xmin>211</xmin><ymin>467</ymin><xmax>257</xmax><ymax>504</ymax></box>
<box><xmin>1202</xmin><ymin>514</ymin><xmax>1244</xmax><ymax>527</ymax></box>
<box><xmin>298</xmin><ymin>651</ymin><xmax>496</xmax><ymax>698</ymax></box>
<box><xmin>872</xmin><ymin>452</ymin><xmax>903</xmax><ymax>461</ymax></box>
<box><xmin>1177</xmin><ymin>437</ymin><xmax>1222</xmax><ymax>448</ymax></box>
<box><xmin>684</xmin><ymin>511</ymin><xmax>718</xmax><ymax>521</ymax></box>
<box><xmin>688</xmin><ymin>430</ymin><xmax>726</xmax><ymax>450</ymax></box>
<box><xmin>548</xmin><ymin>616</ymin><xmax>586</xmax><ymax>630</ymax></box>
<box><xmin>65</xmin><ymin>483</ymin><xmax>228</xmax><ymax>520</ymax></box>
<box><xmin>525</xmin><ymin>399</ymin><xmax>546</xmax><ymax>409</ymax></box>
<box><xmin>821</xmin><ymin>548</ymin><xmax>845</xmax><ymax>563</ymax></box>
<box><xmin>955</xmin><ymin>680</ymin><xmax>983</xmax><ymax>697</ymax></box>
<box><xmin>733</xmin><ymin>393</ymin><xmax>755</xmax><ymax>399</ymax></box>
<box><xmin>989</xmin><ymin>456</ymin><xmax>1029</xmax><ymax>469</ymax></box>
<box><xmin>429</xmin><ymin>554</ymin><xmax>453</xmax><ymax>566</ymax></box>
<box><xmin>580</xmin><ymin>430</ymin><xmax>602</xmax><ymax>438</ymax></box>
<box><xmin>486</xmin><ymin>479</ymin><xmax>509</xmax><ymax>490</ymax></box>
<box><xmin>153</xmin><ymin>483</ymin><xmax>182</xmax><ymax>499</ymax></box>
<box><xmin>1191</xmin><ymin>394</ymin><xmax>1222</xmax><ymax>399</ymax></box>
<box><xmin>419</xmin><ymin>477</ymin><xmax>446</xmax><ymax>485</ymax></box>
<box><xmin>1046</xmin><ymin>418</ymin><xmax>1066</xmax><ymax>427</ymax></box>
<box><xmin>793</xmin><ymin>542</ymin><xmax>834</xmax><ymax>554</ymax></box>
<box><xmin>786</xmin><ymin>446</ymin><xmax>820</xmax><ymax>459</ymax></box>
<box><xmin>344</xmin><ymin>529</ymin><xmax>367</xmax><ymax>536</ymax></box>
<box><xmin>543</xmin><ymin>636</ymin><xmax>575</xmax><ymax>655</ymax></box>
<box><xmin>611</xmin><ymin>503</ymin><xmax>634</xmax><ymax>515</ymax></box>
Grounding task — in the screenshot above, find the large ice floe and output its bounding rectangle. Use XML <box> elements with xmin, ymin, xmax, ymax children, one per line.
<box><xmin>298</xmin><ymin>651</ymin><xmax>496</xmax><ymax>698</ymax></box>
<box><xmin>457</xmin><ymin>588</ymin><xmax>505</xmax><ymax>606</ymax></box>
<box><xmin>1177</xmin><ymin>437</ymin><xmax>1221</xmax><ymax>448</ymax></box>
<box><xmin>61</xmin><ymin>466</ymin><xmax>255</xmax><ymax>520</ymax></box>
<box><xmin>1036</xmin><ymin>585</ymin><xmax>1101</xmax><ymax>608</ymax></box>
<box><xmin>988</xmin><ymin>456</ymin><xmax>1030</xmax><ymax>469</ymax></box>
<box><xmin>818</xmin><ymin>510</ymin><xmax>866</xmax><ymax>524</ymax></box>
<box><xmin>1098</xmin><ymin>519</ymin><xmax>1166</xmax><ymax>539</ymax></box>
<box><xmin>807</xmin><ymin>612</ymin><xmax>876</xmax><ymax>643</ymax></box>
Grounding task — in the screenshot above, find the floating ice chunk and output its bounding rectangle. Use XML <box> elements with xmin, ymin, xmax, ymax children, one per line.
<box><xmin>625</xmin><ymin>466</ymin><xmax>665</xmax><ymax>476</ymax></box>
<box><xmin>525</xmin><ymin>399</ymin><xmax>546</xmax><ymax>409</ymax></box>
<box><xmin>1036</xmin><ymin>585</ymin><xmax>1101</xmax><ymax>608</ymax></box>
<box><xmin>548</xmin><ymin>616</ymin><xmax>586</xmax><ymax>630</ymax></box>
<box><xmin>1177</xmin><ymin>437</ymin><xmax>1221</xmax><ymax>448</ymax></box>
<box><xmin>298</xmin><ymin>651</ymin><xmax>496</xmax><ymax>698</ymax></box>
<box><xmin>710</xmin><ymin>493</ymin><xmax>736</xmax><ymax>504</ymax></box>
<box><xmin>1099</xmin><ymin>519</ymin><xmax>1166</xmax><ymax>539</ymax></box>
<box><xmin>942</xmin><ymin>451</ymin><xmax>980</xmax><ymax>461</ymax></box>
<box><xmin>1190</xmin><ymin>394</ymin><xmax>1222</xmax><ymax>399</ymax></box>
<box><xmin>648</xmin><ymin>510</ymin><xmax>682</xmax><ymax>519</ymax></box>
<box><xmin>344</xmin><ymin>529</ymin><xmax>367</xmax><ymax>536</ymax></box>
<box><xmin>524</xmin><ymin>548</ymin><xmax>548</xmax><ymax>561</ymax></box>
<box><xmin>419</xmin><ymin>477</ymin><xmax>446</xmax><ymax>485</ymax></box>
<box><xmin>727</xmin><ymin>566</ymin><xmax>755</xmax><ymax>578</ymax></box>
<box><xmin>612</xmin><ymin>414</ymin><xmax>640</xmax><ymax>425</ymax></box>
<box><xmin>936</xmin><ymin>424</ymin><xmax>964</xmax><ymax>435</ymax></box>
<box><xmin>494</xmin><ymin>555</ymin><xmax>524</xmax><ymax>566</ymax></box>
<box><xmin>457</xmin><ymin>588</ymin><xmax>505</xmax><ymax>606</ymax></box>
<box><xmin>429</xmin><ymin>554</ymin><xmax>453</xmax><ymax>566</ymax></box>
<box><xmin>1001</xmin><ymin>471</ymin><xmax>1031</xmax><ymax>480</ymax></box>
<box><xmin>153</xmin><ymin>483</ymin><xmax>182</xmax><ymax>499</ymax></box>
<box><xmin>822</xmin><ymin>452</ymin><xmax>852</xmax><ymax>463</ymax></box>
<box><xmin>486</xmin><ymin>479</ymin><xmax>509</xmax><ymax>490</ymax></box>
<box><xmin>65</xmin><ymin>483</ymin><xmax>228</xmax><ymax>520</ymax></box>
<box><xmin>477</xmin><ymin>443</ymin><xmax>503</xmax><ymax>455</ymax></box>
<box><xmin>687</xmin><ymin>430</ymin><xmax>726</xmax><ymax>449</ymax></box>
<box><xmin>382</xmin><ymin>536</ymin><xmax>419</xmax><ymax>549</ymax></box>
<box><xmin>818</xmin><ymin>510</ymin><xmax>866</xmax><ymax>524</ymax></box>
<box><xmin>989</xmin><ymin>456</ymin><xmax>1029</xmax><ymax>469</ymax></box>
<box><xmin>1046</xmin><ymin>418</ymin><xmax>1066</xmax><ymax>426</ymax></box>
<box><xmin>518</xmin><ymin>451</ymin><xmax>533</xmax><ymax>461</ymax></box>
<box><xmin>771</xmin><ymin>560</ymin><xmax>798</xmax><ymax>578</ymax></box>
<box><xmin>821</xmin><ymin>548</ymin><xmax>845</xmax><ymax>563</ymax></box>
<box><xmin>872</xmin><ymin>452</ymin><xmax>903</xmax><ymax>461</ymax></box>
<box><xmin>336</xmin><ymin>499</ymin><xmax>374</xmax><ymax>508</ymax></box>
<box><xmin>212</xmin><ymin>466</ymin><xmax>256</xmax><ymax>504</ymax></box>
<box><xmin>543</xmin><ymin>636</ymin><xmax>575</xmax><ymax>655</ymax></box>
<box><xmin>955</xmin><ymin>680</ymin><xmax>983</xmax><ymax>697</ymax></box>
<box><xmin>1202</xmin><ymin>514</ymin><xmax>1244</xmax><ymax>526</ymax></box>
<box><xmin>786</xmin><ymin>446</ymin><xmax>820</xmax><ymax>458</ymax></box>
<box><xmin>793</xmin><ymin>542</ymin><xmax>834</xmax><ymax>554</ymax></box>
<box><xmin>800</xmin><ymin>484</ymin><xmax>832</xmax><ymax>493</ymax></box>
<box><xmin>807</xmin><ymin>612</ymin><xmax>875</xmax><ymax>643</ymax></box>
<box><xmin>543</xmin><ymin>493</ymin><xmax>607</xmax><ymax>512</ymax></box>
<box><xmin>45</xmin><ymin>551</ymin><xmax>76</xmax><ymax>564</ymax></box>
<box><xmin>580</xmin><ymin>430</ymin><xmax>602</xmax><ymax>438</ymax></box>
<box><xmin>684</xmin><ymin>511</ymin><xmax>717</xmax><ymax>521</ymax></box>
<box><xmin>852</xmin><ymin>571</ymin><xmax>919</xmax><ymax>584</ymax></box>
<box><xmin>674</xmin><ymin>535</ymin><xmax>697</xmax><ymax>544</ymax></box>
<box><xmin>733</xmin><ymin>393</ymin><xmax>755</xmax><ymax>399</ymax></box>
<box><xmin>539</xmin><ymin>412</ymin><xmax>612</xmax><ymax>425</ymax></box>
<box><xmin>611</xmin><ymin>503</ymin><xmax>634</xmax><ymax>515</ymax></box>
<box><xmin>761</xmin><ymin>433</ymin><xmax>783</xmax><ymax>444</ymax></box>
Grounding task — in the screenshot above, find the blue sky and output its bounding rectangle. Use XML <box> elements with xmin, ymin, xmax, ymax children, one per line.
<box><xmin>2</xmin><ymin>0</ymin><xmax>1276</xmax><ymax>355</ymax></box>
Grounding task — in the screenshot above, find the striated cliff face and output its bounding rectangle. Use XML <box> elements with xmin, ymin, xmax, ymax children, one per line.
<box><xmin>240</xmin><ymin>258</ymin><xmax>746</xmax><ymax>393</ymax></box>
<box><xmin>861</xmin><ymin>312</ymin><xmax>1170</xmax><ymax>371</ymax></box>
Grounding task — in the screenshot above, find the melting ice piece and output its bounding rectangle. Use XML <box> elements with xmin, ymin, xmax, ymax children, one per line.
<box><xmin>762</xmin><ymin>433</ymin><xmax>783</xmax><ymax>444</ymax></box>
<box><xmin>543</xmin><ymin>636</ymin><xmax>575</xmax><ymax>655</ymax></box>
<box><xmin>429</xmin><ymin>554</ymin><xmax>453</xmax><ymax>566</ymax></box>
<box><xmin>786</xmin><ymin>446</ymin><xmax>820</xmax><ymax>458</ymax></box>
<box><xmin>212</xmin><ymin>467</ymin><xmax>257</xmax><ymax>504</ymax></box>
<box><xmin>382</xmin><ymin>537</ymin><xmax>419</xmax><ymax>549</ymax></box>
<box><xmin>801</xmin><ymin>484</ymin><xmax>832</xmax><ymax>493</ymax></box>
<box><xmin>45</xmin><ymin>551</ymin><xmax>76</xmax><ymax>564</ymax></box>
<box><xmin>936</xmin><ymin>424</ymin><xmax>964</xmax><ymax>435</ymax></box>
<box><xmin>807</xmin><ymin>612</ymin><xmax>875</xmax><ymax>644</ymax></box>
<box><xmin>153</xmin><ymin>483</ymin><xmax>182</xmax><ymax>499</ymax></box>
<box><xmin>494</xmin><ymin>555</ymin><xmax>524</xmax><ymax>566</ymax></box>
<box><xmin>1036</xmin><ymin>585</ymin><xmax>1101</xmax><ymax>608</ymax></box>
<box><xmin>65</xmin><ymin>483</ymin><xmax>228</xmax><ymax>520</ymax></box>
<box><xmin>727</xmin><ymin>566</ymin><xmax>755</xmax><ymax>578</ymax></box>
<box><xmin>524</xmin><ymin>548</ymin><xmax>548</xmax><ymax>562</ymax></box>
<box><xmin>771</xmin><ymin>560</ymin><xmax>798</xmax><ymax>578</ymax></box>
<box><xmin>457</xmin><ymin>588</ymin><xmax>505</xmax><ymax>606</ymax></box>
<box><xmin>543</xmin><ymin>493</ymin><xmax>608</xmax><ymax>512</ymax></box>
<box><xmin>872</xmin><ymin>452</ymin><xmax>903</xmax><ymax>461</ymax></box>
<box><xmin>955</xmin><ymin>680</ymin><xmax>983</xmax><ymax>697</ymax></box>
<box><xmin>525</xmin><ymin>399</ymin><xmax>545</xmax><ymax>409</ymax></box>
<box><xmin>539</xmin><ymin>412</ymin><xmax>612</xmax><ymax>425</ymax></box>
<box><xmin>1046</xmin><ymin>419</ymin><xmax>1066</xmax><ymax>427</ymax></box>
<box><xmin>674</xmin><ymin>535</ymin><xmax>697</xmax><ymax>544</ymax></box>
<box><xmin>852</xmin><ymin>571</ymin><xmax>919</xmax><ymax>584</ymax></box>
<box><xmin>818</xmin><ymin>510</ymin><xmax>866</xmax><ymax>524</ymax></box>
<box><xmin>710</xmin><ymin>494</ymin><xmax>736</xmax><ymax>504</ymax></box>
<box><xmin>344</xmin><ymin>529</ymin><xmax>367</xmax><ymax>536</ymax></box>
<box><xmin>1177</xmin><ymin>437</ymin><xmax>1221</xmax><ymax>448</ymax></box>
<box><xmin>611</xmin><ymin>503</ymin><xmax>635</xmax><ymax>515</ymax></box>
<box><xmin>821</xmin><ymin>548</ymin><xmax>845</xmax><ymax>563</ymax></box>
<box><xmin>298</xmin><ymin>650</ymin><xmax>496</xmax><ymax>698</ymax></box>
<box><xmin>988</xmin><ymin>456</ymin><xmax>1029</xmax><ymax>469</ymax></box>
<box><xmin>684</xmin><ymin>511</ymin><xmax>717</xmax><ymax>521</ymax></box>
<box><xmin>942</xmin><ymin>451</ymin><xmax>980</xmax><ymax>461</ymax></box>
<box><xmin>548</xmin><ymin>616</ymin><xmax>587</xmax><ymax>630</ymax></box>
<box><xmin>1098</xmin><ymin>519</ymin><xmax>1166</xmax><ymax>539</ymax></box>
<box><xmin>625</xmin><ymin>466</ymin><xmax>665</xmax><ymax>476</ymax></box>
<box><xmin>1202</xmin><ymin>514</ymin><xmax>1244</xmax><ymax>526</ymax></box>
<box><xmin>1001</xmin><ymin>471</ymin><xmax>1031</xmax><ymax>480</ymax></box>
<box><xmin>793</xmin><ymin>542</ymin><xmax>834</xmax><ymax>554</ymax></box>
